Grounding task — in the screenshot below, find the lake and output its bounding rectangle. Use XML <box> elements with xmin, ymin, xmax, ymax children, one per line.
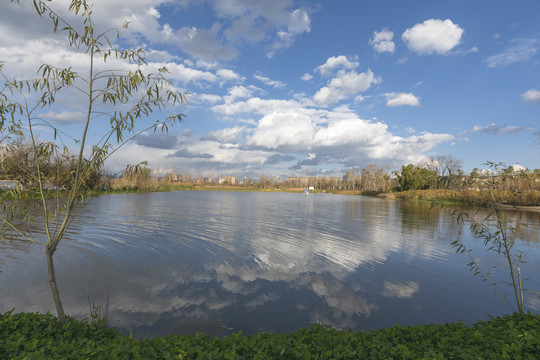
<box><xmin>1</xmin><ymin>191</ymin><xmax>539</xmax><ymax>338</ymax></box>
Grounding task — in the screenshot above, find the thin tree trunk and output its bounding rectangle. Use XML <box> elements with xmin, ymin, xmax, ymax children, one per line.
<box><xmin>498</xmin><ymin>213</ymin><xmax>523</xmax><ymax>314</ymax></box>
<box><xmin>45</xmin><ymin>246</ymin><xmax>66</xmax><ymax>323</ymax></box>
<box><xmin>505</xmin><ymin>249</ymin><xmax>523</xmax><ymax>314</ymax></box>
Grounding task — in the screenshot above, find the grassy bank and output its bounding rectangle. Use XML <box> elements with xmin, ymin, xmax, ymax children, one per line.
<box><xmin>1</xmin><ymin>311</ymin><xmax>539</xmax><ymax>359</ymax></box>
<box><xmin>379</xmin><ymin>189</ymin><xmax>540</xmax><ymax>207</ymax></box>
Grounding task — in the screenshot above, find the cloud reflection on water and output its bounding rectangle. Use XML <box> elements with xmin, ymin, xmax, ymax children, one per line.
<box><xmin>383</xmin><ymin>281</ymin><xmax>420</xmax><ymax>299</ymax></box>
<box><xmin>1</xmin><ymin>192</ymin><xmax>539</xmax><ymax>337</ymax></box>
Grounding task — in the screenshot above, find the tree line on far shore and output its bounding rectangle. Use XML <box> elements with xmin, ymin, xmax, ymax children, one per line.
<box><xmin>115</xmin><ymin>153</ymin><xmax>540</xmax><ymax>195</ymax></box>
<box><xmin>3</xmin><ymin>137</ymin><xmax>539</xmax><ymax>195</ymax></box>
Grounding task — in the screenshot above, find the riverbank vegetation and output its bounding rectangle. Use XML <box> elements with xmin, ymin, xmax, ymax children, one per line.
<box><xmin>101</xmin><ymin>159</ymin><xmax>540</xmax><ymax>207</ymax></box>
<box><xmin>0</xmin><ymin>138</ymin><xmax>105</xmax><ymax>191</ymax></box>
<box><xmin>4</xmin><ymin>154</ymin><xmax>540</xmax><ymax>207</ymax></box>
<box><xmin>384</xmin><ymin>188</ymin><xmax>540</xmax><ymax>207</ymax></box>
<box><xmin>1</xmin><ymin>311</ymin><xmax>539</xmax><ymax>359</ymax></box>
<box><xmin>3</xmin><ymin>145</ymin><xmax>540</xmax><ymax>207</ymax></box>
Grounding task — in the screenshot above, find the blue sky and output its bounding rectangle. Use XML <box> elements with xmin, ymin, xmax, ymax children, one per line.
<box><xmin>1</xmin><ymin>0</ymin><xmax>540</xmax><ymax>178</ymax></box>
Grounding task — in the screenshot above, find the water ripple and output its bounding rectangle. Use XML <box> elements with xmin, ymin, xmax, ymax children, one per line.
<box><xmin>2</xmin><ymin>191</ymin><xmax>540</xmax><ymax>337</ymax></box>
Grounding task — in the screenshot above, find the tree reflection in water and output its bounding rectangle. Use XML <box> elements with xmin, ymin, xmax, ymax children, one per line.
<box><xmin>1</xmin><ymin>191</ymin><xmax>539</xmax><ymax>338</ymax></box>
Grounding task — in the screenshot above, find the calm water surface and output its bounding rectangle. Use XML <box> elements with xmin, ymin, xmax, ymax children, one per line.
<box><xmin>1</xmin><ymin>191</ymin><xmax>539</xmax><ymax>338</ymax></box>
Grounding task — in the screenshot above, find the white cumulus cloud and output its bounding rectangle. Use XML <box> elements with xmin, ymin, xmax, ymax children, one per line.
<box><xmin>40</xmin><ymin>110</ymin><xmax>84</xmax><ymax>124</ymax></box>
<box><xmin>369</xmin><ymin>29</ymin><xmax>395</xmax><ymax>53</ymax></box>
<box><xmin>313</xmin><ymin>69</ymin><xmax>381</xmax><ymax>106</ymax></box>
<box><xmin>163</xmin><ymin>62</ymin><xmax>219</xmax><ymax>84</ymax></box>
<box><xmin>316</xmin><ymin>55</ymin><xmax>359</xmax><ymax>76</ymax></box>
<box><xmin>217</xmin><ymin>69</ymin><xmax>243</xmax><ymax>82</ymax></box>
<box><xmin>385</xmin><ymin>92</ymin><xmax>421</xmax><ymax>107</ymax></box>
<box><xmin>301</xmin><ymin>73</ymin><xmax>313</xmax><ymax>81</ymax></box>
<box><xmin>196</xmin><ymin>93</ymin><xmax>222</xmax><ymax>104</ymax></box>
<box><xmin>223</xmin><ymin>85</ymin><xmax>261</xmax><ymax>104</ymax></box>
<box><xmin>245</xmin><ymin>106</ymin><xmax>454</xmax><ymax>165</ymax></box>
<box><xmin>521</xmin><ymin>89</ymin><xmax>540</xmax><ymax>104</ymax></box>
<box><xmin>266</xmin><ymin>8</ymin><xmax>311</xmax><ymax>58</ymax></box>
<box><xmin>402</xmin><ymin>19</ymin><xmax>464</xmax><ymax>55</ymax></box>
<box><xmin>201</xmin><ymin>126</ymin><xmax>246</xmax><ymax>144</ymax></box>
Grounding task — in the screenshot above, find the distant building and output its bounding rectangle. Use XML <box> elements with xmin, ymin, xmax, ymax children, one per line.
<box><xmin>224</xmin><ymin>176</ymin><xmax>236</xmax><ymax>185</ymax></box>
<box><xmin>510</xmin><ymin>164</ymin><xmax>527</xmax><ymax>173</ymax></box>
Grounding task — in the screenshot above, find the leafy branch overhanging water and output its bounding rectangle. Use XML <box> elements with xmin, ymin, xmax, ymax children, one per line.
<box><xmin>437</xmin><ymin>162</ymin><xmax>532</xmax><ymax>314</ymax></box>
<box><xmin>0</xmin><ymin>0</ymin><xmax>186</xmax><ymax>323</ymax></box>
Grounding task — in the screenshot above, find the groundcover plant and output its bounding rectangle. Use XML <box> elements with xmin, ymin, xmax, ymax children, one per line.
<box><xmin>1</xmin><ymin>311</ymin><xmax>539</xmax><ymax>359</ymax></box>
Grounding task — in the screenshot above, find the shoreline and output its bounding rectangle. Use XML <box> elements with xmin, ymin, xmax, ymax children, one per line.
<box><xmin>5</xmin><ymin>184</ymin><xmax>540</xmax><ymax>210</ymax></box>
<box><xmin>105</xmin><ymin>185</ymin><xmax>540</xmax><ymax>209</ymax></box>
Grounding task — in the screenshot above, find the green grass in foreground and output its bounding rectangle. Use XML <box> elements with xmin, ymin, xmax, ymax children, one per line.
<box><xmin>1</xmin><ymin>311</ymin><xmax>539</xmax><ymax>359</ymax></box>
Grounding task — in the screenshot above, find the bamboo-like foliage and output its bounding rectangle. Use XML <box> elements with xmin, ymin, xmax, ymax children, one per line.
<box><xmin>441</xmin><ymin>162</ymin><xmax>529</xmax><ymax>314</ymax></box>
<box><xmin>449</xmin><ymin>207</ymin><xmax>526</xmax><ymax>314</ymax></box>
<box><xmin>0</xmin><ymin>0</ymin><xmax>185</xmax><ymax>323</ymax></box>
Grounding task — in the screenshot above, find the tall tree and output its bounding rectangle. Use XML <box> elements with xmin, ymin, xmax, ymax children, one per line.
<box><xmin>399</xmin><ymin>164</ymin><xmax>438</xmax><ymax>191</ymax></box>
<box><xmin>0</xmin><ymin>0</ymin><xmax>185</xmax><ymax>323</ymax></box>
<box><xmin>360</xmin><ymin>164</ymin><xmax>391</xmax><ymax>193</ymax></box>
<box><xmin>422</xmin><ymin>155</ymin><xmax>463</xmax><ymax>189</ymax></box>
